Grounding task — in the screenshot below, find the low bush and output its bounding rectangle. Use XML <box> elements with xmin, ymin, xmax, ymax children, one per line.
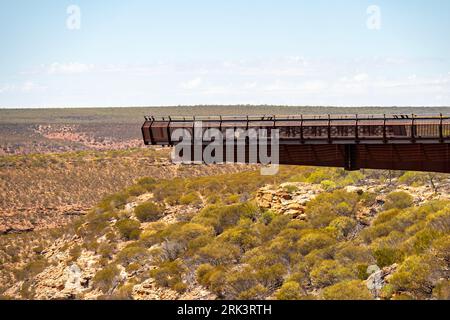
<box><xmin>14</xmin><ymin>258</ymin><xmax>49</xmax><ymax>281</ymax></box>
<box><xmin>115</xmin><ymin>219</ymin><xmax>141</xmax><ymax>240</ymax></box>
<box><xmin>116</xmin><ymin>245</ymin><xmax>148</xmax><ymax>265</ymax></box>
<box><xmin>180</xmin><ymin>192</ymin><xmax>202</xmax><ymax>205</ymax></box>
<box><xmin>150</xmin><ymin>259</ymin><xmax>185</xmax><ymax>290</ymax></box>
<box><xmin>276</xmin><ymin>281</ymin><xmax>303</xmax><ymax>300</ymax></box>
<box><xmin>384</xmin><ymin>191</ymin><xmax>413</xmax><ymax>210</ymax></box>
<box><xmin>297</xmin><ymin>231</ymin><xmax>336</xmax><ymax>256</ymax></box>
<box><xmin>389</xmin><ymin>255</ymin><xmax>435</xmax><ymax>298</ymax></box>
<box><xmin>134</xmin><ymin>202</ymin><xmax>164</xmax><ymax>222</ymax></box>
<box><xmin>197</xmin><ymin>241</ymin><xmax>241</xmax><ymax>265</ymax></box>
<box><xmin>310</xmin><ymin>260</ymin><xmax>354</xmax><ymax>287</ymax></box>
<box><xmin>322</xmin><ymin>280</ymin><xmax>373</xmax><ymax>300</ymax></box>
<box><xmin>329</xmin><ymin>216</ymin><xmax>357</xmax><ymax>239</ymax></box>
<box><xmin>92</xmin><ymin>264</ymin><xmax>121</xmax><ymax>292</ymax></box>
<box><xmin>196</xmin><ymin>264</ymin><xmax>227</xmax><ymax>296</ymax></box>
<box><xmin>373</xmin><ymin>247</ymin><xmax>403</xmax><ymax>268</ymax></box>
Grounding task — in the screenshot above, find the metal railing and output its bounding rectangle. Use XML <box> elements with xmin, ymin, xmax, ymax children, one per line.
<box><xmin>142</xmin><ymin>114</ymin><xmax>450</xmax><ymax>144</ymax></box>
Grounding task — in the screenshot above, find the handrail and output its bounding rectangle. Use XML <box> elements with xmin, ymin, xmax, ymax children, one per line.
<box><xmin>146</xmin><ymin>114</ymin><xmax>450</xmax><ymax>122</ymax></box>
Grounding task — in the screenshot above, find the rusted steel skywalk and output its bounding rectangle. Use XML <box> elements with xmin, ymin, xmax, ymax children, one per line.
<box><xmin>142</xmin><ymin>114</ymin><xmax>450</xmax><ymax>173</ymax></box>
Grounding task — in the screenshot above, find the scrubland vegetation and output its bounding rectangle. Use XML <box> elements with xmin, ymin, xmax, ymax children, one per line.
<box><xmin>1</xmin><ymin>107</ymin><xmax>449</xmax><ymax>300</ymax></box>
<box><xmin>0</xmin><ymin>148</ymin><xmax>251</xmax><ymax>232</ymax></box>
<box><xmin>1</xmin><ymin>164</ymin><xmax>448</xmax><ymax>300</ymax></box>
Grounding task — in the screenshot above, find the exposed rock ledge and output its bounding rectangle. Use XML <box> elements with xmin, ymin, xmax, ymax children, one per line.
<box><xmin>256</xmin><ymin>182</ymin><xmax>323</xmax><ymax>219</ymax></box>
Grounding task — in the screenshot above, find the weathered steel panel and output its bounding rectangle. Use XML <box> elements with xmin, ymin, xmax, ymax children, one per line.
<box><xmin>142</xmin><ymin>114</ymin><xmax>450</xmax><ymax>173</ymax></box>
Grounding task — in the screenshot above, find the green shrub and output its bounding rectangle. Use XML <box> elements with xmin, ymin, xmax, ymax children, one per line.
<box><xmin>137</xmin><ymin>177</ymin><xmax>156</xmax><ymax>188</ymax></box>
<box><xmin>373</xmin><ymin>247</ymin><xmax>403</xmax><ymax>268</ymax></box>
<box><xmin>384</xmin><ymin>191</ymin><xmax>413</xmax><ymax>210</ymax></box>
<box><xmin>14</xmin><ymin>258</ymin><xmax>49</xmax><ymax>281</ymax></box>
<box><xmin>196</xmin><ymin>264</ymin><xmax>227</xmax><ymax>296</ymax></box>
<box><xmin>329</xmin><ymin>216</ymin><xmax>357</xmax><ymax>238</ymax></box>
<box><xmin>81</xmin><ymin>212</ymin><xmax>112</xmax><ymax>238</ymax></box>
<box><xmin>134</xmin><ymin>202</ymin><xmax>164</xmax><ymax>222</ymax></box>
<box><xmin>114</xmin><ymin>283</ymin><xmax>135</xmax><ymax>300</ymax></box>
<box><xmin>255</xmin><ymin>263</ymin><xmax>286</xmax><ymax>289</ymax></box>
<box><xmin>297</xmin><ymin>231</ymin><xmax>336</xmax><ymax>256</ymax></box>
<box><xmin>389</xmin><ymin>255</ymin><xmax>434</xmax><ymax>298</ymax></box>
<box><xmin>115</xmin><ymin>219</ymin><xmax>141</xmax><ymax>240</ymax></box>
<box><xmin>335</xmin><ymin>244</ymin><xmax>374</xmax><ymax>265</ymax></box>
<box><xmin>237</xmin><ymin>284</ymin><xmax>268</xmax><ymax>300</ymax></box>
<box><xmin>98</xmin><ymin>192</ymin><xmax>128</xmax><ymax>211</ymax></box>
<box><xmin>260</xmin><ymin>210</ymin><xmax>277</xmax><ymax>225</ymax></box>
<box><xmin>283</xmin><ymin>185</ymin><xmax>299</xmax><ymax>193</ymax></box>
<box><xmin>150</xmin><ymin>259</ymin><xmax>185</xmax><ymax>289</ymax></box>
<box><xmin>69</xmin><ymin>245</ymin><xmax>82</xmax><ymax>262</ymax></box>
<box><xmin>180</xmin><ymin>192</ymin><xmax>202</xmax><ymax>205</ymax></box>
<box><xmin>225</xmin><ymin>268</ymin><xmax>258</xmax><ymax>297</ymax></box>
<box><xmin>306</xmin><ymin>169</ymin><xmax>330</xmax><ymax>183</ymax></box>
<box><xmin>206</xmin><ymin>194</ymin><xmax>221</xmax><ymax>204</ymax></box>
<box><xmin>323</xmin><ymin>280</ymin><xmax>373</xmax><ymax>300</ymax></box>
<box><xmin>310</xmin><ymin>260</ymin><xmax>354</xmax><ymax>287</ymax></box>
<box><xmin>339</xmin><ymin>171</ymin><xmax>365</xmax><ymax>186</ymax></box>
<box><xmin>408</xmin><ymin>229</ymin><xmax>441</xmax><ymax>254</ymax></box>
<box><xmin>321</xmin><ymin>180</ymin><xmax>337</xmax><ymax>191</ymax></box>
<box><xmin>306</xmin><ymin>190</ymin><xmax>358</xmax><ymax>227</ymax></box>
<box><xmin>196</xmin><ymin>264</ymin><xmax>215</xmax><ymax>285</ymax></box>
<box><xmin>98</xmin><ymin>243</ymin><xmax>115</xmax><ymax>259</ymax></box>
<box><xmin>245</xmin><ymin>250</ymin><xmax>282</xmax><ymax>270</ymax></box>
<box><xmin>432</xmin><ymin>235</ymin><xmax>450</xmax><ymax>262</ymax></box>
<box><xmin>93</xmin><ymin>264</ymin><xmax>120</xmax><ymax>292</ymax></box>
<box><xmin>373</xmin><ymin>209</ymin><xmax>400</xmax><ymax>225</ymax></box>
<box><xmin>126</xmin><ymin>262</ymin><xmax>141</xmax><ymax>273</ymax></box>
<box><xmin>398</xmin><ymin>172</ymin><xmax>428</xmax><ymax>186</ymax></box>
<box><xmin>193</xmin><ymin>203</ymin><xmax>258</xmax><ymax>234</ymax></box>
<box><xmin>197</xmin><ymin>241</ymin><xmax>241</xmax><ymax>265</ymax></box>
<box><xmin>173</xmin><ymin>281</ymin><xmax>188</xmax><ymax>293</ymax></box>
<box><xmin>218</xmin><ymin>220</ymin><xmax>261</xmax><ymax>251</ymax></box>
<box><xmin>116</xmin><ymin>245</ymin><xmax>148</xmax><ymax>265</ymax></box>
<box><xmin>432</xmin><ymin>280</ymin><xmax>450</xmax><ymax>300</ymax></box>
<box><xmin>172</xmin><ymin>223</ymin><xmax>214</xmax><ymax>243</ymax></box>
<box><xmin>224</xmin><ymin>194</ymin><xmax>241</xmax><ymax>204</ymax></box>
<box><xmin>276</xmin><ymin>281</ymin><xmax>302</xmax><ymax>300</ymax></box>
<box><xmin>125</xmin><ymin>185</ymin><xmax>146</xmax><ymax>197</ymax></box>
<box><xmin>356</xmin><ymin>264</ymin><xmax>370</xmax><ymax>280</ymax></box>
<box><xmin>426</xmin><ymin>208</ymin><xmax>450</xmax><ymax>233</ymax></box>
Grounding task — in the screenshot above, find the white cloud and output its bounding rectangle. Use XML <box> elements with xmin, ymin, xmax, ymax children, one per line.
<box><xmin>0</xmin><ymin>84</ymin><xmax>13</xmax><ymax>93</ymax></box>
<box><xmin>181</xmin><ymin>77</ymin><xmax>202</xmax><ymax>89</ymax></box>
<box><xmin>300</xmin><ymin>80</ymin><xmax>328</xmax><ymax>92</ymax></box>
<box><xmin>244</xmin><ymin>82</ymin><xmax>257</xmax><ymax>89</ymax></box>
<box><xmin>353</xmin><ymin>73</ymin><xmax>369</xmax><ymax>82</ymax></box>
<box><xmin>5</xmin><ymin>56</ymin><xmax>450</xmax><ymax>107</ymax></box>
<box><xmin>22</xmin><ymin>81</ymin><xmax>38</xmax><ymax>92</ymax></box>
<box><xmin>0</xmin><ymin>81</ymin><xmax>46</xmax><ymax>94</ymax></box>
<box><xmin>47</xmin><ymin>62</ymin><xmax>94</xmax><ymax>75</ymax></box>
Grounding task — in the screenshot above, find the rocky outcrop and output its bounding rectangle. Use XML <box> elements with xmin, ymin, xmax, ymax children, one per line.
<box><xmin>1</xmin><ymin>235</ymin><xmax>101</xmax><ymax>299</ymax></box>
<box><xmin>256</xmin><ymin>182</ymin><xmax>323</xmax><ymax>218</ymax></box>
<box><xmin>35</xmin><ymin>124</ymin><xmax>143</xmax><ymax>151</ymax></box>
<box><xmin>0</xmin><ymin>220</ymin><xmax>34</xmax><ymax>235</ymax></box>
<box><xmin>366</xmin><ymin>264</ymin><xmax>398</xmax><ymax>299</ymax></box>
<box><xmin>0</xmin><ymin>205</ymin><xmax>89</xmax><ymax>235</ymax></box>
<box><xmin>132</xmin><ymin>279</ymin><xmax>215</xmax><ymax>300</ymax></box>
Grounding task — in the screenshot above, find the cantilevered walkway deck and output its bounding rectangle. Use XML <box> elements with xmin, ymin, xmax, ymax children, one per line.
<box><xmin>142</xmin><ymin>114</ymin><xmax>450</xmax><ymax>173</ymax></box>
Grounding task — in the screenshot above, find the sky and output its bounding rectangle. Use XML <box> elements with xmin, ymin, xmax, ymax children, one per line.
<box><xmin>0</xmin><ymin>0</ymin><xmax>450</xmax><ymax>108</ymax></box>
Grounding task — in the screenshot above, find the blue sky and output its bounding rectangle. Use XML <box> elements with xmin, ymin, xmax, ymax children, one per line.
<box><xmin>0</xmin><ymin>0</ymin><xmax>449</xmax><ymax>107</ymax></box>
